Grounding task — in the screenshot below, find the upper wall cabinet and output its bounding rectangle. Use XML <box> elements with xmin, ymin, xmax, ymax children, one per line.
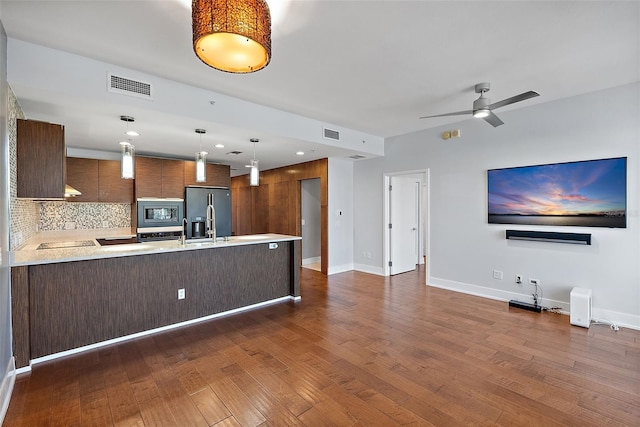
<box><xmin>17</xmin><ymin>119</ymin><xmax>66</xmax><ymax>199</ymax></box>
<box><xmin>66</xmin><ymin>157</ymin><xmax>99</xmax><ymax>202</ymax></box>
<box><xmin>184</xmin><ymin>161</ymin><xmax>231</xmax><ymax>188</ymax></box>
<box><xmin>135</xmin><ymin>157</ymin><xmax>184</xmax><ymax>199</ymax></box>
<box><xmin>66</xmin><ymin>158</ymin><xmax>134</xmax><ymax>203</ymax></box>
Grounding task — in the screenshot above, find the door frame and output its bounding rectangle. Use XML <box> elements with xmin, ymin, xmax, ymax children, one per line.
<box><xmin>383</xmin><ymin>169</ymin><xmax>430</xmax><ymax>277</ymax></box>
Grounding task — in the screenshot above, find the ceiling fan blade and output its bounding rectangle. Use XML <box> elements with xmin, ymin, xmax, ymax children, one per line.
<box><xmin>420</xmin><ymin>110</ymin><xmax>472</xmax><ymax>119</ymax></box>
<box><xmin>488</xmin><ymin>91</ymin><xmax>540</xmax><ymax>110</ymax></box>
<box><xmin>483</xmin><ymin>112</ymin><xmax>504</xmax><ymax>127</ymax></box>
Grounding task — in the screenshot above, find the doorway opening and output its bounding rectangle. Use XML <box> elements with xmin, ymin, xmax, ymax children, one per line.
<box><xmin>301</xmin><ymin>178</ymin><xmax>321</xmax><ymax>271</ymax></box>
<box><xmin>383</xmin><ymin>170</ymin><xmax>429</xmax><ymax>277</ymax></box>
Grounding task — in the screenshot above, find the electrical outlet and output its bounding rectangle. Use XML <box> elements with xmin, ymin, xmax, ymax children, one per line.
<box><xmin>529</xmin><ymin>278</ymin><xmax>540</xmax><ymax>286</ymax></box>
<box><xmin>178</xmin><ymin>288</ymin><xmax>185</xmax><ymax>300</ymax></box>
<box><xmin>102</xmin><ymin>221</ymin><xmax>109</xmax><ymax>228</ymax></box>
<box><xmin>493</xmin><ymin>270</ymin><xmax>503</xmax><ymax>280</ymax></box>
<box><xmin>515</xmin><ymin>274</ymin><xmax>523</xmax><ymax>284</ymax></box>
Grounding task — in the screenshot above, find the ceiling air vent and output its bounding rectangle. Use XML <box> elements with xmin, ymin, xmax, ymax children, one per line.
<box><xmin>226</xmin><ymin>151</ymin><xmax>243</xmax><ymax>155</ymax></box>
<box><xmin>323</xmin><ymin>127</ymin><xmax>340</xmax><ymax>141</ymax></box>
<box><xmin>349</xmin><ymin>155</ymin><xmax>366</xmax><ymax>160</ymax></box>
<box><xmin>108</xmin><ymin>73</ymin><xmax>153</xmax><ymax>99</ymax></box>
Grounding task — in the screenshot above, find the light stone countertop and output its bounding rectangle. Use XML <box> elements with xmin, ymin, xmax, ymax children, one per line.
<box><xmin>12</xmin><ymin>230</ymin><xmax>301</xmax><ymax>267</ymax></box>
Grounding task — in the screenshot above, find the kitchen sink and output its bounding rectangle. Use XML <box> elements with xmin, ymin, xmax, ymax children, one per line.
<box><xmin>37</xmin><ymin>240</ymin><xmax>97</xmax><ymax>250</ymax></box>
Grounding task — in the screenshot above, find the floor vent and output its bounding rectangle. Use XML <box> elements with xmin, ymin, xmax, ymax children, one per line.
<box><xmin>108</xmin><ymin>73</ymin><xmax>153</xmax><ymax>99</ymax></box>
<box><xmin>349</xmin><ymin>154</ymin><xmax>366</xmax><ymax>160</ymax></box>
<box><xmin>323</xmin><ymin>127</ymin><xmax>340</xmax><ymax>141</ymax></box>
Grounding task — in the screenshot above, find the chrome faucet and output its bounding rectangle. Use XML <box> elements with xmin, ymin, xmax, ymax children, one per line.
<box><xmin>180</xmin><ymin>217</ymin><xmax>187</xmax><ymax>245</ymax></box>
<box><xmin>206</xmin><ymin>193</ymin><xmax>216</xmax><ymax>241</ymax></box>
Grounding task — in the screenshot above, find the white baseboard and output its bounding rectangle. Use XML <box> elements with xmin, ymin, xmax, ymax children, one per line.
<box><xmin>353</xmin><ymin>263</ymin><xmax>385</xmax><ymax>276</ymax></box>
<box><xmin>428</xmin><ymin>276</ymin><xmax>639</xmax><ymax>331</ymax></box>
<box><xmin>302</xmin><ymin>256</ymin><xmax>321</xmax><ymax>266</ymax></box>
<box><xmin>327</xmin><ymin>263</ymin><xmax>354</xmax><ymax>275</ymax></box>
<box><xmin>0</xmin><ymin>356</ymin><xmax>16</xmax><ymax>425</ymax></box>
<box><xmin>592</xmin><ymin>307</ymin><xmax>640</xmax><ymax>330</ymax></box>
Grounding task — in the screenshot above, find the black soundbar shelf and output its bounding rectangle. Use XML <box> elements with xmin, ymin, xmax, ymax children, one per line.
<box><xmin>505</xmin><ymin>230</ymin><xmax>591</xmax><ymax>245</ymax></box>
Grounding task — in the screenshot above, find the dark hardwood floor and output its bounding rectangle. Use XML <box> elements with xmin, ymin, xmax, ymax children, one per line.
<box><xmin>4</xmin><ymin>266</ymin><xmax>640</xmax><ymax>426</ymax></box>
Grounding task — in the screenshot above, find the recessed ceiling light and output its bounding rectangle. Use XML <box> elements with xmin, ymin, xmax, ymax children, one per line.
<box><xmin>296</xmin><ymin>151</ymin><xmax>304</xmax><ymax>156</ymax></box>
<box><xmin>126</xmin><ymin>130</ymin><xmax>139</xmax><ymax>137</ymax></box>
<box><xmin>215</xmin><ymin>143</ymin><xmax>225</xmax><ymax>148</ymax></box>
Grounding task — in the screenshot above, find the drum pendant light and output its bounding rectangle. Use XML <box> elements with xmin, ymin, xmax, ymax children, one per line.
<box><xmin>192</xmin><ymin>0</ymin><xmax>271</xmax><ymax>73</ymax></box>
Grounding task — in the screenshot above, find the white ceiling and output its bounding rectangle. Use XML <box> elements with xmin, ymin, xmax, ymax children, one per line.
<box><xmin>1</xmin><ymin>1</ymin><xmax>638</xmax><ymax>175</ymax></box>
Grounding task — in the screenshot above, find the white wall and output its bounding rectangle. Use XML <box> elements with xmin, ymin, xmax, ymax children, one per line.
<box><xmin>354</xmin><ymin>83</ymin><xmax>640</xmax><ymax>329</ymax></box>
<box><xmin>0</xmin><ymin>20</ymin><xmax>16</xmax><ymax>423</ymax></box>
<box><xmin>328</xmin><ymin>158</ymin><xmax>354</xmax><ymax>274</ymax></box>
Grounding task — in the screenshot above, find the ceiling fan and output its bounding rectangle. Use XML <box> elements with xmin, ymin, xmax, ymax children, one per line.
<box><xmin>420</xmin><ymin>83</ymin><xmax>540</xmax><ymax>127</ymax></box>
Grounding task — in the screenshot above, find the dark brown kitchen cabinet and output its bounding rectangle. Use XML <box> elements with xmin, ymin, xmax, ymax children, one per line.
<box><xmin>161</xmin><ymin>159</ymin><xmax>185</xmax><ymax>198</ymax></box>
<box><xmin>16</xmin><ymin>119</ymin><xmax>66</xmax><ymax>199</ymax></box>
<box><xmin>135</xmin><ymin>156</ymin><xmax>184</xmax><ymax>198</ymax></box>
<box><xmin>66</xmin><ymin>158</ymin><xmax>133</xmax><ymax>203</ymax></box>
<box><xmin>184</xmin><ymin>161</ymin><xmax>231</xmax><ymax>188</ymax></box>
<box><xmin>99</xmin><ymin>159</ymin><xmax>134</xmax><ymax>202</ymax></box>
<box><xmin>66</xmin><ymin>157</ymin><xmax>99</xmax><ymax>201</ymax></box>
<box><xmin>134</xmin><ymin>157</ymin><xmax>162</xmax><ymax>198</ymax></box>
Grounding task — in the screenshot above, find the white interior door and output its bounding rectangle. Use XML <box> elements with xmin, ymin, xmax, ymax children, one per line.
<box><xmin>390</xmin><ymin>176</ymin><xmax>419</xmax><ymax>275</ymax></box>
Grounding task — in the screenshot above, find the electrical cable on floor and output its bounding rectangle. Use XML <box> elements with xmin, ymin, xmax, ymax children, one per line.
<box><xmin>591</xmin><ymin>320</ymin><xmax>621</xmax><ymax>332</ymax></box>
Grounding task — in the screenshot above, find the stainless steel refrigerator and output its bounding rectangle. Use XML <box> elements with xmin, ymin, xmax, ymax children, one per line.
<box><xmin>184</xmin><ymin>186</ymin><xmax>232</xmax><ymax>239</ymax></box>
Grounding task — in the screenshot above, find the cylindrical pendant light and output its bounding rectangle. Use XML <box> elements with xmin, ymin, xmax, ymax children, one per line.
<box><xmin>249</xmin><ymin>138</ymin><xmax>259</xmax><ymax>186</ymax></box>
<box><xmin>195</xmin><ymin>129</ymin><xmax>207</xmax><ymax>183</ymax></box>
<box><xmin>120</xmin><ymin>142</ymin><xmax>135</xmax><ymax>180</ymax></box>
<box><xmin>192</xmin><ymin>0</ymin><xmax>272</xmax><ymax>73</ymax></box>
<box><xmin>119</xmin><ymin>115</ymin><xmax>136</xmax><ymax>179</ymax></box>
<box><xmin>250</xmin><ymin>159</ymin><xmax>259</xmax><ymax>186</ymax></box>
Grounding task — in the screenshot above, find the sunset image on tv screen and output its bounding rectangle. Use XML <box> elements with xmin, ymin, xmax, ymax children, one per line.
<box><xmin>488</xmin><ymin>157</ymin><xmax>626</xmax><ymax>228</ymax></box>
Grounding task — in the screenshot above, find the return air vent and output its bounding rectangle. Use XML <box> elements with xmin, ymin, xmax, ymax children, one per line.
<box><xmin>108</xmin><ymin>73</ymin><xmax>153</xmax><ymax>99</ymax></box>
<box><xmin>323</xmin><ymin>127</ymin><xmax>340</xmax><ymax>141</ymax></box>
<box><xmin>349</xmin><ymin>155</ymin><xmax>366</xmax><ymax>160</ymax></box>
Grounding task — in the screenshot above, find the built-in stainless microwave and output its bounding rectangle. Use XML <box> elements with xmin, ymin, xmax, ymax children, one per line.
<box><xmin>136</xmin><ymin>198</ymin><xmax>184</xmax><ymax>240</ymax></box>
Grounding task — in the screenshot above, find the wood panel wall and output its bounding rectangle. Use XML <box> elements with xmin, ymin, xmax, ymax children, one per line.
<box><xmin>230</xmin><ymin>158</ymin><xmax>328</xmax><ymax>274</ymax></box>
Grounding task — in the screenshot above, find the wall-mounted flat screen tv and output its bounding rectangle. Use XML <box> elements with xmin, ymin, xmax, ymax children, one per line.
<box><xmin>488</xmin><ymin>157</ymin><xmax>626</xmax><ymax>228</ymax></box>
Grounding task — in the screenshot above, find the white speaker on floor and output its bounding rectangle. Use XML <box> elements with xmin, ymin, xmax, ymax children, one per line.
<box><xmin>570</xmin><ymin>287</ymin><xmax>592</xmax><ymax>328</ymax></box>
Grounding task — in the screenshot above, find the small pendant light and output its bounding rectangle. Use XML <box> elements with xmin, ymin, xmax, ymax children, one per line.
<box><xmin>120</xmin><ymin>142</ymin><xmax>135</xmax><ymax>179</ymax></box>
<box><xmin>119</xmin><ymin>116</ymin><xmax>136</xmax><ymax>179</ymax></box>
<box><xmin>249</xmin><ymin>138</ymin><xmax>259</xmax><ymax>186</ymax></box>
<box><xmin>195</xmin><ymin>129</ymin><xmax>207</xmax><ymax>183</ymax></box>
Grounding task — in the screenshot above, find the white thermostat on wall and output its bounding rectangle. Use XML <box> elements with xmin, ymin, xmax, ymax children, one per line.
<box><xmin>269</xmin><ymin>243</ymin><xmax>278</xmax><ymax>249</ymax></box>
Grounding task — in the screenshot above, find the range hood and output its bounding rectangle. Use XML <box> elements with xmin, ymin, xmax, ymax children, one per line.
<box><xmin>64</xmin><ymin>184</ymin><xmax>82</xmax><ymax>198</ymax></box>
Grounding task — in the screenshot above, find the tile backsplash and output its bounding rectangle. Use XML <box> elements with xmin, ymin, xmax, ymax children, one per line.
<box><xmin>39</xmin><ymin>202</ymin><xmax>131</xmax><ymax>231</ymax></box>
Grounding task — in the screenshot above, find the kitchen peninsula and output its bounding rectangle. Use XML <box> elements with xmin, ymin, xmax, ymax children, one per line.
<box><xmin>11</xmin><ymin>233</ymin><xmax>301</xmax><ymax>369</ymax></box>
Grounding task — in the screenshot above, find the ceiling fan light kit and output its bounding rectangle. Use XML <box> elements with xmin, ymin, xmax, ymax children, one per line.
<box><xmin>420</xmin><ymin>82</ymin><xmax>539</xmax><ymax>127</ymax></box>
